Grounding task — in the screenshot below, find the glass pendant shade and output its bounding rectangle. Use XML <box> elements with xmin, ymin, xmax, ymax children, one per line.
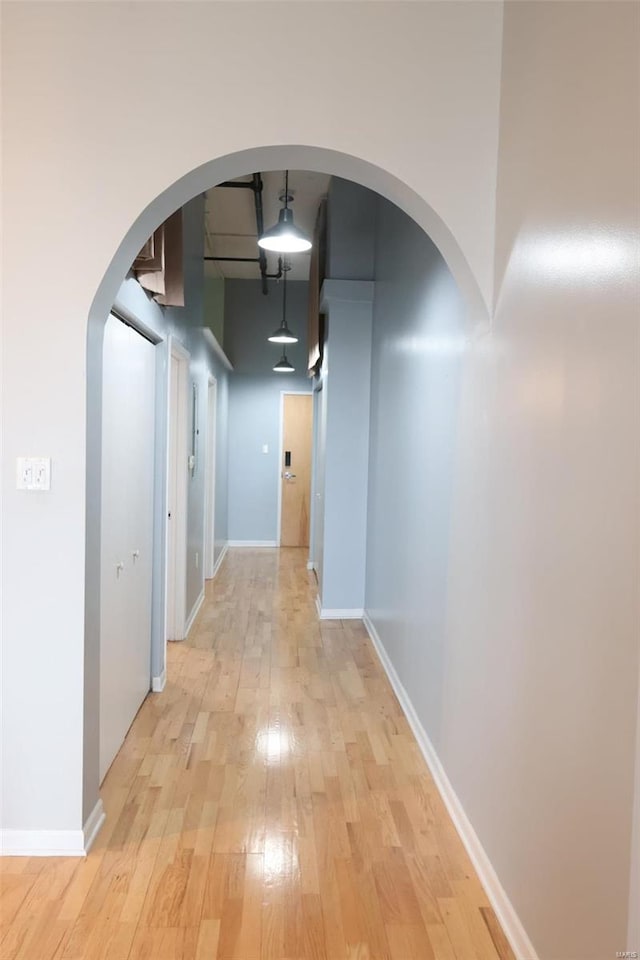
<box><xmin>258</xmin><ymin>207</ymin><xmax>312</xmax><ymax>253</ymax></box>
<box><xmin>273</xmin><ymin>352</ymin><xmax>295</xmax><ymax>373</ymax></box>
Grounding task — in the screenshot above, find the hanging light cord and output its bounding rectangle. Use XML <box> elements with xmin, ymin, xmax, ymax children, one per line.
<box><xmin>284</xmin><ymin>170</ymin><xmax>289</xmax><ymax>210</ymax></box>
<box><xmin>282</xmin><ymin>266</ymin><xmax>287</xmax><ymax>327</ymax></box>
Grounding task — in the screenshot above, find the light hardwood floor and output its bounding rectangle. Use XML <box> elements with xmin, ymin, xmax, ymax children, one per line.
<box><xmin>0</xmin><ymin>548</ymin><xmax>515</xmax><ymax>960</ymax></box>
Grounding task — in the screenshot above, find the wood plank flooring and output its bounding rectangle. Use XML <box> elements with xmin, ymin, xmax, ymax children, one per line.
<box><xmin>0</xmin><ymin>548</ymin><xmax>515</xmax><ymax>960</ymax></box>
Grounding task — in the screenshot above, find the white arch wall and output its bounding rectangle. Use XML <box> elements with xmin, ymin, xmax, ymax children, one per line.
<box><xmin>1</xmin><ymin>0</ymin><xmax>503</xmax><ymax>841</ymax></box>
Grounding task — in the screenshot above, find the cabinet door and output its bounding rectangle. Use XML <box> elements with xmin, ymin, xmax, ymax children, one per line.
<box><xmin>100</xmin><ymin>315</ymin><xmax>155</xmax><ymax>782</ymax></box>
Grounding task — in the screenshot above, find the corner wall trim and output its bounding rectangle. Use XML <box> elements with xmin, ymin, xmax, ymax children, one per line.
<box><xmin>362</xmin><ymin>612</ymin><xmax>539</xmax><ymax>960</ymax></box>
<box><xmin>184</xmin><ymin>588</ymin><xmax>205</xmax><ymax>638</ymax></box>
<box><xmin>0</xmin><ymin>799</ymin><xmax>106</xmax><ymax>857</ymax></box>
<box><xmin>83</xmin><ymin>799</ymin><xmax>106</xmax><ymax>854</ymax></box>
<box><xmin>202</xmin><ymin>327</ymin><xmax>234</xmax><ymax>370</ymax></box>
<box><xmin>210</xmin><ymin>542</ymin><xmax>228</xmax><ymax>579</ymax></box>
<box><xmin>227</xmin><ymin>540</ymin><xmax>277</xmax><ymax>548</ymax></box>
<box><xmin>152</xmin><ymin>668</ymin><xmax>167</xmax><ymax>693</ymax></box>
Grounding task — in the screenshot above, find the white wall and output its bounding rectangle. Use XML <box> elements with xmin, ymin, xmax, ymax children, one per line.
<box><xmin>365</xmin><ymin>3</ymin><xmax>640</xmax><ymax>956</ymax></box>
<box><xmin>1</xmin><ymin>0</ymin><xmax>503</xmax><ymax>844</ymax></box>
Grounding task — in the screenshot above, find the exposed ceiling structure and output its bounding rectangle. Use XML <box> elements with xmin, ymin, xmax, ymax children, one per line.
<box><xmin>204</xmin><ymin>170</ymin><xmax>330</xmax><ymax>283</ymax></box>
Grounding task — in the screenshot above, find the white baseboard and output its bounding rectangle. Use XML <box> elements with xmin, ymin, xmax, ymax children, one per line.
<box><xmin>152</xmin><ymin>668</ymin><xmax>166</xmax><ymax>693</ymax></box>
<box><xmin>184</xmin><ymin>588</ymin><xmax>205</xmax><ymax>638</ymax></box>
<box><xmin>316</xmin><ymin>595</ymin><xmax>364</xmax><ymax>620</ymax></box>
<box><xmin>362</xmin><ymin>612</ymin><xmax>539</xmax><ymax>960</ymax></box>
<box><xmin>0</xmin><ymin>799</ymin><xmax>105</xmax><ymax>858</ymax></box>
<box><xmin>227</xmin><ymin>540</ymin><xmax>277</xmax><ymax>548</ymax></box>
<box><xmin>209</xmin><ymin>542</ymin><xmax>228</xmax><ymax>579</ymax></box>
<box><xmin>0</xmin><ymin>828</ymin><xmax>86</xmax><ymax>857</ymax></box>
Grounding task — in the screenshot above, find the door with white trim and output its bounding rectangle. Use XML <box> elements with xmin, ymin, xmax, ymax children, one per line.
<box><xmin>280</xmin><ymin>393</ymin><xmax>313</xmax><ymax>547</ymax></box>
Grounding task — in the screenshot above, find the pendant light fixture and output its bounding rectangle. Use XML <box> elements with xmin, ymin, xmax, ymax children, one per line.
<box><xmin>273</xmin><ymin>352</ymin><xmax>295</xmax><ymax>373</ymax></box>
<box><xmin>268</xmin><ymin>261</ymin><xmax>298</xmax><ymax>344</ymax></box>
<box><xmin>258</xmin><ymin>171</ymin><xmax>312</xmax><ymax>253</ymax></box>
<box><xmin>271</xmin><ymin>263</ymin><xmax>296</xmax><ymax>372</ymax></box>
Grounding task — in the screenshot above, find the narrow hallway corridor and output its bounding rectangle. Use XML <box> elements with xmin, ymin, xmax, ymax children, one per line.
<box><xmin>1</xmin><ymin>549</ymin><xmax>514</xmax><ymax>960</ymax></box>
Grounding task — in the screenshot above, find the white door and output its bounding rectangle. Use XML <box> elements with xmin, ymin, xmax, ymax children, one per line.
<box><xmin>100</xmin><ymin>314</ymin><xmax>156</xmax><ymax>782</ymax></box>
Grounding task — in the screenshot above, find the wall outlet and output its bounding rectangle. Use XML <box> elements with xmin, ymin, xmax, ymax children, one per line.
<box><xmin>262</xmin><ymin>444</ymin><xmax>269</xmax><ymax>454</ymax></box>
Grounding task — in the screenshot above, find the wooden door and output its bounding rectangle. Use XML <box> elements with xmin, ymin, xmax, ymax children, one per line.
<box><xmin>100</xmin><ymin>314</ymin><xmax>155</xmax><ymax>782</ymax></box>
<box><xmin>280</xmin><ymin>394</ymin><xmax>313</xmax><ymax>547</ymax></box>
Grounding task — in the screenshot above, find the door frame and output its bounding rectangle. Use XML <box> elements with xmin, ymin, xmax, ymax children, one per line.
<box><xmin>165</xmin><ymin>337</ymin><xmax>190</xmax><ymax>642</ymax></box>
<box><xmin>204</xmin><ymin>375</ymin><xmax>217</xmax><ymax>579</ymax></box>
<box><xmin>309</xmin><ymin>381</ymin><xmax>323</xmax><ymax>573</ymax></box>
<box><xmin>276</xmin><ymin>390</ymin><xmax>313</xmax><ymax>548</ymax></box>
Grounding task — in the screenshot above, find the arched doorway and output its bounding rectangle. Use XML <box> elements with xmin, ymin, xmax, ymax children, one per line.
<box><xmin>84</xmin><ymin>145</ymin><xmax>488</xmax><ymax>826</ymax></box>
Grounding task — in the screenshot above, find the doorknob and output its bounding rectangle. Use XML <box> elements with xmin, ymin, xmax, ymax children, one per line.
<box><xmin>283</xmin><ymin>472</ymin><xmax>297</xmax><ymax>480</ymax></box>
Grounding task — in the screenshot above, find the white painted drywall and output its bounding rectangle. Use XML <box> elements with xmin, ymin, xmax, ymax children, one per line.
<box><xmin>2</xmin><ymin>0</ymin><xmax>503</xmax><ymax>840</ymax></box>
<box><xmin>365</xmin><ymin>4</ymin><xmax>640</xmax><ymax>956</ymax></box>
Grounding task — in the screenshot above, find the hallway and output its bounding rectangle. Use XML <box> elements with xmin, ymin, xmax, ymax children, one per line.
<box><xmin>1</xmin><ymin>549</ymin><xmax>513</xmax><ymax>960</ymax></box>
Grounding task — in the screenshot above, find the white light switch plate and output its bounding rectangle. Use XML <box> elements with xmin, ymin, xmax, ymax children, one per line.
<box><xmin>17</xmin><ymin>457</ymin><xmax>51</xmax><ymax>491</ymax></box>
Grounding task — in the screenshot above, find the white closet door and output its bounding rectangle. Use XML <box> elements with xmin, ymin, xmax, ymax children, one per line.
<box><xmin>100</xmin><ymin>314</ymin><xmax>155</xmax><ymax>782</ymax></box>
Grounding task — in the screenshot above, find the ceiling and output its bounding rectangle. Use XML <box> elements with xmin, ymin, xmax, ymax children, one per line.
<box><xmin>204</xmin><ymin>170</ymin><xmax>330</xmax><ymax>283</ymax></box>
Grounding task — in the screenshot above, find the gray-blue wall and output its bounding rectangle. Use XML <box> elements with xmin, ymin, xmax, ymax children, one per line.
<box><xmin>114</xmin><ymin>196</ymin><xmax>230</xmax><ymax>653</ymax></box>
<box><xmin>327</xmin><ymin>177</ymin><xmax>377</xmax><ymax>280</ymax></box>
<box><xmin>316</xmin><ymin>284</ymin><xmax>373</xmax><ymax>612</ymax></box>
<box><xmin>366</xmin><ymin>197</ymin><xmax>466</xmax><ymax>739</ymax></box>
<box><xmin>224</xmin><ymin>279</ymin><xmax>310</xmax><ymax>543</ymax></box>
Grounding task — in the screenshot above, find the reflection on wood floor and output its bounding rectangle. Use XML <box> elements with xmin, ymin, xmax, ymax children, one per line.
<box><xmin>0</xmin><ymin>548</ymin><xmax>515</xmax><ymax>960</ymax></box>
